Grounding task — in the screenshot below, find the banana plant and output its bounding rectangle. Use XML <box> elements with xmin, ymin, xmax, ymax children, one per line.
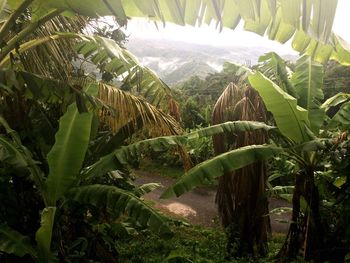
<box><xmin>0</xmin><ymin>96</ymin><xmax>173</xmax><ymax>261</ymax></box>
<box><xmin>160</xmin><ymin>53</ymin><xmax>349</xmax><ymax>261</ymax></box>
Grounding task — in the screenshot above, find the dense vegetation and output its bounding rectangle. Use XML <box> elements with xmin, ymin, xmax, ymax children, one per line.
<box><xmin>0</xmin><ymin>1</ymin><xmax>350</xmax><ymax>263</ymax></box>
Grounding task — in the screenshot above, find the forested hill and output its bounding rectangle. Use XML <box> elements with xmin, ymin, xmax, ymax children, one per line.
<box><xmin>126</xmin><ymin>38</ymin><xmax>297</xmax><ymax>85</ymax></box>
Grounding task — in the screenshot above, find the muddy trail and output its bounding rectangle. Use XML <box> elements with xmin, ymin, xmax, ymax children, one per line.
<box><xmin>134</xmin><ymin>170</ymin><xmax>291</xmax><ymax>233</ymax></box>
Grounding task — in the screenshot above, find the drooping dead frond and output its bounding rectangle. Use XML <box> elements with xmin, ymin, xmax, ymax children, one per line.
<box><xmin>168</xmin><ymin>96</ymin><xmax>181</xmax><ymax>122</ymax></box>
<box><xmin>212</xmin><ymin>83</ymin><xmax>244</xmax><ymax>154</ymax></box>
<box><xmin>213</xmin><ymin>82</ymin><xmax>270</xmax><ymax>256</ymax></box>
<box><xmin>19</xmin><ymin>15</ymin><xmax>88</xmax><ymax>79</ymax></box>
<box><xmin>212</xmin><ymin>83</ymin><xmax>244</xmax><ymax>127</ymax></box>
<box><xmin>98</xmin><ymin>83</ymin><xmax>181</xmax><ymax>137</ymax></box>
<box><xmin>98</xmin><ymin>82</ymin><xmax>192</xmax><ymax>169</ymax></box>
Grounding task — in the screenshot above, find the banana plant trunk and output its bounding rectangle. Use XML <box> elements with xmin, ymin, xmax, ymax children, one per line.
<box><xmin>280</xmin><ymin>168</ymin><xmax>324</xmax><ymax>261</ymax></box>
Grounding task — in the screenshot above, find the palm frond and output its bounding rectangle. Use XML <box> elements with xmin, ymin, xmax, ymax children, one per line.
<box><xmin>3</xmin><ymin>1</ymin><xmax>349</xmax><ymax>66</ymax></box>
<box><xmin>98</xmin><ymin>82</ymin><xmax>181</xmax><ymax>136</ymax></box>
<box><xmin>212</xmin><ymin>83</ymin><xmax>244</xmax><ymax>127</ymax></box>
<box><xmin>8</xmin><ymin>15</ymin><xmax>88</xmax><ymax>79</ymax></box>
<box><xmin>321</xmin><ymin>92</ymin><xmax>350</xmax><ymax>111</ymax></box>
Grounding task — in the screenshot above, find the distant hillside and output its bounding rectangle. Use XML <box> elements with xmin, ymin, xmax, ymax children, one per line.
<box><xmin>126</xmin><ymin>38</ymin><xmax>297</xmax><ymax>85</ymax></box>
<box><xmin>162</xmin><ymin>60</ymin><xmax>215</xmax><ymax>84</ymax></box>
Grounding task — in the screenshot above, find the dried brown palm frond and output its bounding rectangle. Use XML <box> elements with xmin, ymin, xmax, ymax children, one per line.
<box><xmin>98</xmin><ymin>82</ymin><xmax>192</xmax><ymax>170</ymax></box>
<box><xmin>213</xmin><ymin>83</ymin><xmax>270</xmax><ymax>256</ymax></box>
<box><xmin>98</xmin><ymin>82</ymin><xmax>181</xmax><ymax>137</ymax></box>
<box><xmin>19</xmin><ymin>15</ymin><xmax>88</xmax><ymax>79</ymax></box>
<box><xmin>168</xmin><ymin>96</ymin><xmax>181</xmax><ymax>122</ymax></box>
<box><xmin>212</xmin><ymin>83</ymin><xmax>244</xmax><ymax>154</ymax></box>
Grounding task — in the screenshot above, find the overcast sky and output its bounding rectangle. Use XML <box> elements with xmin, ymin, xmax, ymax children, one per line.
<box><xmin>124</xmin><ymin>0</ymin><xmax>350</xmax><ymax>54</ymax></box>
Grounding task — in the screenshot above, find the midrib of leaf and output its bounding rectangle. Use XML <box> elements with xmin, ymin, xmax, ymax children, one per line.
<box><xmin>307</xmin><ymin>56</ymin><xmax>312</xmax><ymax>113</ymax></box>
<box><xmin>288</xmin><ymin>101</ymin><xmax>308</xmax><ymax>142</ymax></box>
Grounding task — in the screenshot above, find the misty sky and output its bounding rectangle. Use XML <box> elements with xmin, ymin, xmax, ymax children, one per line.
<box><xmin>124</xmin><ymin>0</ymin><xmax>350</xmax><ymax>54</ymax></box>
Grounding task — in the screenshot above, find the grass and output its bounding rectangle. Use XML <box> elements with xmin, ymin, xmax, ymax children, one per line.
<box><xmin>117</xmin><ymin>223</ymin><xmax>286</xmax><ymax>263</ymax></box>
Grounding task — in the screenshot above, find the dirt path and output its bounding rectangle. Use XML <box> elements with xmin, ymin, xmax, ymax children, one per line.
<box><xmin>134</xmin><ymin>170</ymin><xmax>291</xmax><ymax>233</ymax></box>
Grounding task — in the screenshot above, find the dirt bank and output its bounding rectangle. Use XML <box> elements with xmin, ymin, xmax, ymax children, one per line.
<box><xmin>134</xmin><ymin>170</ymin><xmax>291</xmax><ymax>233</ymax></box>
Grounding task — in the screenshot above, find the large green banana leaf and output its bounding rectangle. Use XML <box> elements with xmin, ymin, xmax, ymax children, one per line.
<box><xmin>0</xmin><ymin>135</ymin><xmax>28</xmax><ymax>168</ymax></box>
<box><xmin>0</xmin><ymin>225</ymin><xmax>37</xmax><ymax>259</ymax></box>
<box><xmin>248</xmin><ymin>72</ymin><xmax>310</xmax><ymax>143</ymax></box>
<box><xmin>328</xmin><ymin>102</ymin><xmax>350</xmax><ymax>130</ymax></box>
<box><xmin>0</xmin><ymin>116</ymin><xmax>45</xmax><ymax>190</ymax></box>
<box><xmin>6</xmin><ymin>0</ymin><xmax>349</xmax><ymax>65</ymax></box>
<box><xmin>258</xmin><ymin>52</ymin><xmax>296</xmax><ymax>98</ymax></box>
<box><xmin>45</xmin><ymin>82</ymin><xmax>99</xmax><ymax>205</ymax></box>
<box><xmin>67</xmin><ymin>185</ymin><xmax>172</xmax><ymax>236</ymax></box>
<box><xmin>292</xmin><ymin>55</ymin><xmax>325</xmax><ymax>134</ymax></box>
<box><xmin>161</xmin><ymin>145</ymin><xmax>283</xmax><ymax>198</ymax></box>
<box><xmin>321</xmin><ymin>92</ymin><xmax>350</xmax><ymax>111</ymax></box>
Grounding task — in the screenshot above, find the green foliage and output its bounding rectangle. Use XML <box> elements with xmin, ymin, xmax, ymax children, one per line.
<box><xmin>186</xmin><ymin>132</ymin><xmax>214</xmax><ymax>165</ymax></box>
<box><xmin>117</xmin><ymin>224</ymin><xmax>285</xmax><ymax>263</ymax></box>
<box><xmin>143</xmin><ymin>127</ymin><xmax>214</xmax><ymax>170</ymax></box>
<box><xmin>175</xmin><ymin>62</ymin><xmax>249</xmax><ymax>127</ymax></box>
<box><xmin>181</xmin><ymin>98</ymin><xmax>208</xmax><ymax>129</ymax></box>
<box><xmin>248</xmin><ymin>71</ymin><xmax>310</xmax><ymax>143</ymax></box>
<box><xmin>118</xmin><ymin>225</ymin><xmax>227</xmax><ymax>263</ymax></box>
<box><xmin>162</xmin><ymin>145</ymin><xmax>282</xmax><ymax>198</ymax></box>
<box><xmin>324</xmin><ymin>62</ymin><xmax>350</xmax><ymax>98</ymax></box>
<box><xmin>45</xmin><ymin>103</ymin><xmax>93</xmax><ymax>205</ymax></box>
<box><xmin>258</xmin><ymin>52</ymin><xmax>296</xmax><ymax>97</ymax></box>
<box><xmin>292</xmin><ymin>56</ymin><xmax>325</xmax><ymax>133</ymax></box>
<box><xmin>315</xmin><ymin>135</ymin><xmax>350</xmax><ymax>261</ymax></box>
<box><xmin>75</xmin><ymin>34</ymin><xmax>173</xmax><ymax>106</ymax></box>
<box><xmin>328</xmin><ymin>102</ymin><xmax>350</xmax><ymax>130</ymax></box>
<box><xmin>84</xmin><ymin>121</ymin><xmax>276</xmax><ymax>179</ymax></box>
<box><xmin>35</xmin><ymin>207</ymin><xmax>56</xmax><ymax>262</ymax></box>
<box><xmin>67</xmin><ymin>185</ymin><xmax>172</xmax><ymax>236</ymax></box>
<box><xmin>1</xmin><ymin>1</ymin><xmax>350</xmax><ymax>262</ymax></box>
<box><xmin>0</xmin><ymin>225</ymin><xmax>37</xmax><ymax>259</ymax></box>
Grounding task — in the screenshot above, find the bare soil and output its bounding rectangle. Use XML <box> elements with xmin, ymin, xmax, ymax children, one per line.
<box><xmin>134</xmin><ymin>170</ymin><xmax>291</xmax><ymax>233</ymax></box>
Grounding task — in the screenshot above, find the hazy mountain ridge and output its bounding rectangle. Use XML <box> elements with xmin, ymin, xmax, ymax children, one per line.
<box><xmin>127</xmin><ymin>38</ymin><xmax>297</xmax><ymax>85</ymax></box>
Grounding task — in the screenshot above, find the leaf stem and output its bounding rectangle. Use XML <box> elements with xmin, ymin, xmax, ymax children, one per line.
<box><xmin>0</xmin><ymin>0</ymin><xmax>34</xmax><ymax>42</ymax></box>
<box><xmin>0</xmin><ymin>9</ymin><xmax>62</xmax><ymax>64</ymax></box>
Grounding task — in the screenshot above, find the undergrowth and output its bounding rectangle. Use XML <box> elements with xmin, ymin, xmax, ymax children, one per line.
<box><xmin>117</xmin><ymin>223</ymin><xmax>285</xmax><ymax>263</ymax></box>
